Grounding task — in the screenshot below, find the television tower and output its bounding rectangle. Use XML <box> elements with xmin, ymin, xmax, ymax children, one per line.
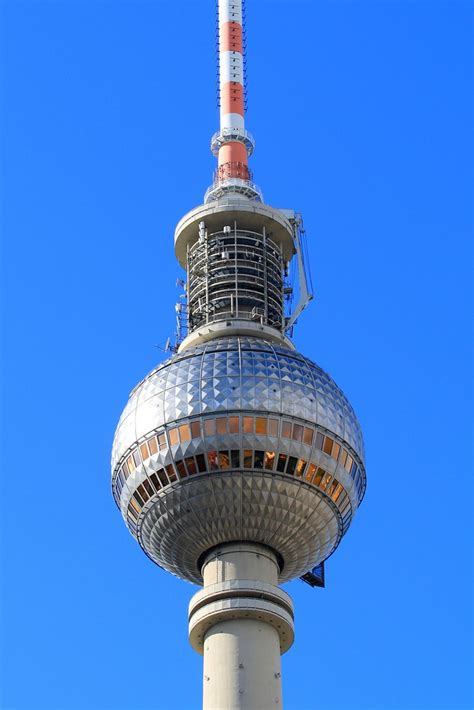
<box><xmin>111</xmin><ymin>1</ymin><xmax>366</xmax><ymax>708</ymax></box>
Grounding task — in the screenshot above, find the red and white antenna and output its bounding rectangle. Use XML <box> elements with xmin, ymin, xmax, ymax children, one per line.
<box><xmin>205</xmin><ymin>0</ymin><xmax>262</xmax><ymax>202</ymax></box>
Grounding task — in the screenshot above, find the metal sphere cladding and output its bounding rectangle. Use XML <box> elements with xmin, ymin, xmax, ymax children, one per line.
<box><xmin>112</xmin><ymin>336</ymin><xmax>366</xmax><ymax>584</ymax></box>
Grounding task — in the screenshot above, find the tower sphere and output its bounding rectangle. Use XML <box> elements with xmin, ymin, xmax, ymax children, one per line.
<box><xmin>112</xmin><ymin>336</ymin><xmax>366</xmax><ymax>585</ymax></box>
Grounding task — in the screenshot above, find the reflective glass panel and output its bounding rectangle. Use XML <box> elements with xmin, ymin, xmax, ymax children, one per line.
<box><xmin>292</xmin><ymin>424</ymin><xmax>303</xmax><ymax>442</ymax></box>
<box><xmin>133</xmin><ymin>490</ymin><xmax>144</xmax><ymax>507</ymax></box>
<box><xmin>168</xmin><ymin>428</ymin><xmax>179</xmax><ymax>446</ymax></box>
<box><xmin>190</xmin><ymin>421</ymin><xmax>201</xmax><ymax>439</ymax></box>
<box><xmin>255</xmin><ymin>418</ymin><xmax>267</xmax><ymax>435</ymax></box>
<box><xmin>339</xmin><ymin>450</ymin><xmax>348</xmax><ymax>467</ymax></box>
<box><xmin>281</xmin><ymin>421</ymin><xmax>292</xmax><ymax>438</ymax></box>
<box><xmin>229</xmin><ymin>417</ymin><xmax>240</xmax><ymax>433</ymax></box>
<box><xmin>254</xmin><ymin>450</ymin><xmax>264</xmax><ymax>469</ymax></box>
<box><xmin>244</xmin><ymin>450</ymin><xmax>253</xmax><ymax>467</ymax></box>
<box><xmin>323</xmin><ymin>437</ymin><xmax>334</xmax><ymax>455</ymax></box>
<box><xmin>243</xmin><ymin>417</ymin><xmax>253</xmax><ymax>434</ymax></box>
<box><xmin>140</xmin><ymin>443</ymin><xmax>149</xmax><ymax>460</ymax></box>
<box><xmin>185</xmin><ymin>457</ymin><xmax>197</xmax><ymax>475</ymax></box>
<box><xmin>320</xmin><ymin>473</ymin><xmax>332</xmax><ymax>491</ymax></box>
<box><xmin>303</xmin><ymin>427</ymin><xmax>314</xmax><ymax>445</ymax></box>
<box><xmin>315</xmin><ymin>433</ymin><xmax>324</xmax><ymax>450</ymax></box>
<box><xmin>264</xmin><ymin>451</ymin><xmax>275</xmax><ymax>470</ymax></box>
<box><xmin>345</xmin><ymin>454</ymin><xmax>353</xmax><ymax>472</ymax></box>
<box><xmin>143</xmin><ymin>479</ymin><xmax>154</xmax><ymax>497</ymax></box>
<box><xmin>216</xmin><ymin>418</ymin><xmax>227</xmax><ymax>435</ymax></box>
<box><xmin>231</xmin><ymin>450</ymin><xmax>240</xmax><ymax>467</ymax></box>
<box><xmin>295</xmin><ymin>459</ymin><xmax>307</xmax><ymax>477</ymax></box>
<box><xmin>207</xmin><ymin>451</ymin><xmax>218</xmax><ymax>470</ymax></box>
<box><xmin>313</xmin><ymin>468</ymin><xmax>325</xmax><ymax>486</ymax></box>
<box><xmin>196</xmin><ymin>454</ymin><xmax>207</xmax><ymax>472</ymax></box>
<box><xmin>179</xmin><ymin>424</ymin><xmax>191</xmax><ymax>442</ymax></box>
<box><xmin>176</xmin><ymin>461</ymin><xmax>187</xmax><ymax>477</ymax></box>
<box><xmin>148</xmin><ymin>437</ymin><xmax>158</xmax><ymax>455</ymax></box>
<box><xmin>126</xmin><ymin>456</ymin><xmax>134</xmax><ymax>474</ymax></box>
<box><xmin>130</xmin><ymin>497</ymin><xmax>141</xmax><ymax>513</ymax></box>
<box><xmin>219</xmin><ymin>451</ymin><xmax>230</xmax><ymax>469</ymax></box>
<box><xmin>137</xmin><ymin>484</ymin><xmax>149</xmax><ymax>502</ymax></box>
<box><xmin>332</xmin><ymin>483</ymin><xmax>343</xmax><ymax>502</ymax></box>
<box><xmin>158</xmin><ymin>470</ymin><xmax>168</xmax><ymax>486</ymax></box>
<box><xmin>268</xmin><ymin>419</ymin><xmax>278</xmax><ymax>437</ymax></box>
<box><xmin>306</xmin><ymin>463</ymin><xmax>317</xmax><ymax>482</ymax></box>
<box><xmin>128</xmin><ymin>506</ymin><xmax>139</xmax><ymax>521</ymax></box>
<box><xmin>150</xmin><ymin>473</ymin><xmax>161</xmax><ymax>490</ymax></box>
<box><xmin>158</xmin><ymin>433</ymin><xmax>167</xmax><ymax>450</ymax></box>
<box><xmin>133</xmin><ymin>450</ymin><xmax>141</xmax><ymax>467</ymax></box>
<box><xmin>332</xmin><ymin>442</ymin><xmax>341</xmax><ymax>461</ymax></box>
<box><xmin>166</xmin><ymin>464</ymin><xmax>177</xmax><ymax>482</ymax></box>
<box><xmin>205</xmin><ymin>419</ymin><xmax>216</xmax><ymax>436</ymax></box>
<box><xmin>276</xmin><ymin>454</ymin><xmax>288</xmax><ymax>472</ymax></box>
<box><xmin>287</xmin><ymin>457</ymin><xmax>297</xmax><ymax>475</ymax></box>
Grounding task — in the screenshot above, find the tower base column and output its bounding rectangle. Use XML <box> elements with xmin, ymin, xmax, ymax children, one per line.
<box><xmin>188</xmin><ymin>543</ymin><xmax>294</xmax><ymax>710</ymax></box>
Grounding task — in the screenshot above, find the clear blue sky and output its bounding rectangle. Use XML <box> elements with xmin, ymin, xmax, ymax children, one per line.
<box><xmin>1</xmin><ymin>1</ymin><xmax>472</xmax><ymax>709</ymax></box>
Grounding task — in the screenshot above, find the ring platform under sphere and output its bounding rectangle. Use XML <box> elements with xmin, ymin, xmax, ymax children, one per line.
<box><xmin>112</xmin><ymin>336</ymin><xmax>366</xmax><ymax>585</ymax></box>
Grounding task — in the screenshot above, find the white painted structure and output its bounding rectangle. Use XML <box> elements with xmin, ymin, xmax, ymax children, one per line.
<box><xmin>189</xmin><ymin>544</ymin><xmax>294</xmax><ymax>709</ymax></box>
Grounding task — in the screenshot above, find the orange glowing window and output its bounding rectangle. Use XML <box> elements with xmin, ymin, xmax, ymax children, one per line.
<box><xmin>268</xmin><ymin>419</ymin><xmax>278</xmax><ymax>437</ymax></box>
<box><xmin>229</xmin><ymin>416</ymin><xmax>240</xmax><ymax>433</ymax></box>
<box><xmin>255</xmin><ymin>417</ymin><xmax>267</xmax><ymax>435</ymax></box>
<box><xmin>332</xmin><ymin>442</ymin><xmax>341</xmax><ymax>461</ymax></box>
<box><xmin>126</xmin><ymin>456</ymin><xmax>135</xmax><ymax>474</ymax></box>
<box><xmin>204</xmin><ymin>419</ymin><xmax>216</xmax><ymax>436</ymax></box>
<box><xmin>148</xmin><ymin>437</ymin><xmax>158</xmax><ymax>455</ymax></box>
<box><xmin>264</xmin><ymin>451</ymin><xmax>275</xmax><ymax>470</ymax></box>
<box><xmin>295</xmin><ymin>459</ymin><xmax>307</xmax><ymax>477</ymax></box>
<box><xmin>139</xmin><ymin>443</ymin><xmax>149</xmax><ymax>460</ymax></box>
<box><xmin>243</xmin><ymin>417</ymin><xmax>253</xmax><ymax>434</ymax></box>
<box><xmin>339</xmin><ymin>450</ymin><xmax>348</xmax><ymax>468</ymax></box>
<box><xmin>303</xmin><ymin>427</ymin><xmax>314</xmax><ymax>446</ymax></box>
<box><xmin>168</xmin><ymin>428</ymin><xmax>179</xmax><ymax>446</ymax></box>
<box><xmin>292</xmin><ymin>424</ymin><xmax>303</xmax><ymax>442</ymax></box>
<box><xmin>219</xmin><ymin>451</ymin><xmax>230</xmax><ymax>469</ymax></box>
<box><xmin>281</xmin><ymin>421</ymin><xmax>292</xmax><ymax>439</ymax></box>
<box><xmin>216</xmin><ymin>418</ymin><xmax>227</xmax><ymax>435</ymax></box>
<box><xmin>323</xmin><ymin>437</ymin><xmax>334</xmax><ymax>455</ymax></box>
<box><xmin>305</xmin><ymin>463</ymin><xmax>317</xmax><ymax>482</ymax></box>
<box><xmin>320</xmin><ymin>473</ymin><xmax>332</xmax><ymax>491</ymax></box>
<box><xmin>191</xmin><ymin>421</ymin><xmax>201</xmax><ymax>439</ymax></box>
<box><xmin>179</xmin><ymin>424</ymin><xmax>191</xmax><ymax>442</ymax></box>
<box><xmin>207</xmin><ymin>451</ymin><xmax>218</xmax><ymax>470</ymax></box>
<box><xmin>313</xmin><ymin>468</ymin><xmax>325</xmax><ymax>487</ymax></box>
<box><xmin>158</xmin><ymin>433</ymin><xmax>167</xmax><ymax>450</ymax></box>
<box><xmin>345</xmin><ymin>454</ymin><xmax>353</xmax><ymax>473</ymax></box>
<box><xmin>332</xmin><ymin>482</ymin><xmax>344</xmax><ymax>502</ymax></box>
